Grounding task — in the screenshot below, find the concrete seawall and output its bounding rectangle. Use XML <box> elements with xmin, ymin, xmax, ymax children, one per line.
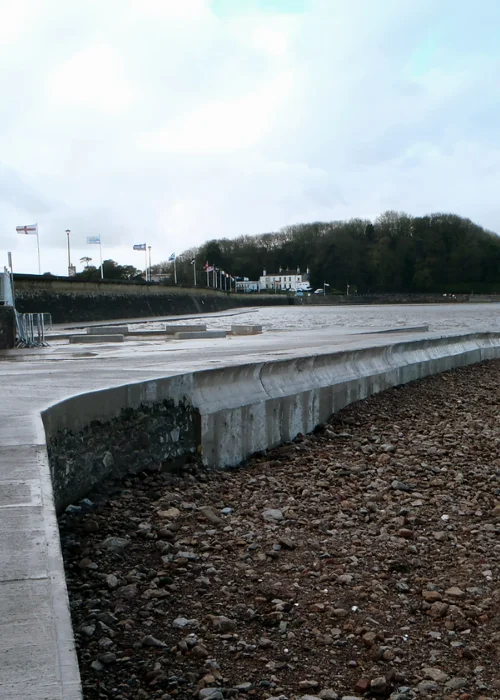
<box><xmin>43</xmin><ymin>332</ymin><xmax>500</xmax><ymax>511</ymax></box>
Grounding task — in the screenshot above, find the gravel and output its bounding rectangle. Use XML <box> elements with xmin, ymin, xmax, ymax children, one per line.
<box><xmin>59</xmin><ymin>360</ymin><xmax>500</xmax><ymax>699</ymax></box>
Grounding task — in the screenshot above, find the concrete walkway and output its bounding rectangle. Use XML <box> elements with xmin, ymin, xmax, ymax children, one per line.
<box><xmin>0</xmin><ymin>326</ymin><xmax>496</xmax><ymax>699</ymax></box>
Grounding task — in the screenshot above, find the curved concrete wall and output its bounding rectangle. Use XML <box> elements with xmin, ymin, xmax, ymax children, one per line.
<box><xmin>43</xmin><ymin>332</ymin><xmax>500</xmax><ymax>512</ymax></box>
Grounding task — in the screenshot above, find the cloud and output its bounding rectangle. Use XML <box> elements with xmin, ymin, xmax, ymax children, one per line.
<box><xmin>1</xmin><ymin>0</ymin><xmax>500</xmax><ymax>274</ymax></box>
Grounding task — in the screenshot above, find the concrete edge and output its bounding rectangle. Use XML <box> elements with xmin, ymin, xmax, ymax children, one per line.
<box><xmin>32</xmin><ymin>411</ymin><xmax>83</xmax><ymax>699</ymax></box>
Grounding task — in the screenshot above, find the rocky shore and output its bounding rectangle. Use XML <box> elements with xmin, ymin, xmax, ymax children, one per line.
<box><xmin>59</xmin><ymin>360</ymin><xmax>500</xmax><ymax>700</ymax></box>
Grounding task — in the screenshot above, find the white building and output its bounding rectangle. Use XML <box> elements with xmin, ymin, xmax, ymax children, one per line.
<box><xmin>258</xmin><ymin>267</ymin><xmax>310</xmax><ymax>292</ymax></box>
<box><xmin>235</xmin><ymin>279</ymin><xmax>259</xmax><ymax>293</ymax></box>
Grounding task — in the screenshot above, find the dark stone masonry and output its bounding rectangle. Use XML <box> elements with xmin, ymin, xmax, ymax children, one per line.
<box><xmin>0</xmin><ymin>305</ymin><xmax>15</xmax><ymax>349</ymax></box>
<box><xmin>47</xmin><ymin>398</ymin><xmax>200</xmax><ymax>512</ymax></box>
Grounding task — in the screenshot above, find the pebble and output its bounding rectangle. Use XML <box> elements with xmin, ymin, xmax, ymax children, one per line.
<box><xmin>141</xmin><ymin>635</ymin><xmax>166</xmax><ymax>648</ymax></box>
<box><xmin>423</xmin><ymin>668</ymin><xmax>449</xmax><ymax>683</ymax></box>
<box><xmin>445</xmin><ymin>586</ymin><xmax>465</xmax><ymax>598</ymax></box>
<box><xmin>262</xmin><ymin>508</ymin><xmax>284</xmax><ymax>521</ymax></box>
<box><xmin>101</xmin><ymin>536</ymin><xmax>129</xmax><ymax>552</ymax></box>
<box><xmin>370</xmin><ymin>677</ymin><xmax>388</xmax><ymax>695</ymax></box>
<box><xmin>106</xmin><ymin>573</ymin><xmax>118</xmax><ymax>588</ymax></box>
<box><xmin>445</xmin><ymin>677</ymin><xmax>468</xmax><ymax>690</ymax></box>
<box><xmin>199</xmin><ymin>690</ymin><xmax>223</xmax><ymax>700</ymax></box>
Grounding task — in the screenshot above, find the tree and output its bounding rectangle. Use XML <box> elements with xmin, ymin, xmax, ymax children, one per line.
<box><xmin>75</xmin><ymin>259</ymin><xmax>142</xmax><ymax>281</ymax></box>
<box><xmin>154</xmin><ymin>211</ymin><xmax>500</xmax><ymax>293</ymax></box>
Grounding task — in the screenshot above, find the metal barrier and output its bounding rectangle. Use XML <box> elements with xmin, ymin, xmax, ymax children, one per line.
<box><xmin>1</xmin><ymin>268</ymin><xmax>51</xmax><ymax>347</ymax></box>
<box><xmin>0</xmin><ymin>267</ymin><xmax>14</xmax><ymax>307</ymax></box>
<box><xmin>15</xmin><ymin>312</ymin><xmax>49</xmax><ymax>348</ymax></box>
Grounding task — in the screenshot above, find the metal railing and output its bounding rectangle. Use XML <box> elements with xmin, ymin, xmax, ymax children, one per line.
<box><xmin>15</xmin><ymin>312</ymin><xmax>49</xmax><ymax>348</ymax></box>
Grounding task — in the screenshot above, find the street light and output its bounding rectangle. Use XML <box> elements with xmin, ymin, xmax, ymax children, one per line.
<box><xmin>66</xmin><ymin>229</ymin><xmax>71</xmax><ymax>276</ymax></box>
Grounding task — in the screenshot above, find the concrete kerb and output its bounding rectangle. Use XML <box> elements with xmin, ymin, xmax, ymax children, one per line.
<box><xmin>87</xmin><ymin>325</ymin><xmax>128</xmax><ymax>335</ymax></box>
<box><xmin>231</xmin><ymin>324</ymin><xmax>263</xmax><ymax>335</ymax></box>
<box><xmin>165</xmin><ymin>324</ymin><xmax>207</xmax><ymax>334</ymax></box>
<box><xmin>174</xmin><ymin>330</ymin><xmax>227</xmax><ymax>339</ymax></box>
<box><xmin>69</xmin><ymin>334</ymin><xmax>125</xmax><ymax>344</ymax></box>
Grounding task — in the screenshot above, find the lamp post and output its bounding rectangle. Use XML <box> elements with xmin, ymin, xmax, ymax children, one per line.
<box><xmin>66</xmin><ymin>229</ymin><xmax>71</xmax><ymax>276</ymax></box>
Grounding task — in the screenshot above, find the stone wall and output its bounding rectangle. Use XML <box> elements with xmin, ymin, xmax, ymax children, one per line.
<box><xmin>297</xmin><ymin>293</ymin><xmax>474</xmax><ymax>305</ymax></box>
<box><xmin>47</xmin><ymin>397</ymin><xmax>200</xmax><ymax>511</ymax></box>
<box><xmin>0</xmin><ymin>305</ymin><xmax>15</xmax><ymax>349</ymax></box>
<box><xmin>14</xmin><ymin>277</ymin><xmax>290</xmax><ymax>323</ymax></box>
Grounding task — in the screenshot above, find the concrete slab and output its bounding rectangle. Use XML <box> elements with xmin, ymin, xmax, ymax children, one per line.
<box><xmin>69</xmin><ymin>334</ymin><xmax>124</xmax><ymax>344</ymax></box>
<box><xmin>231</xmin><ymin>324</ymin><xmax>263</xmax><ymax>335</ymax></box>
<box><xmin>166</xmin><ymin>324</ymin><xmax>207</xmax><ymax>334</ymax></box>
<box><xmin>174</xmin><ymin>330</ymin><xmax>226</xmax><ymax>339</ymax></box>
<box><xmin>86</xmin><ymin>325</ymin><xmax>128</xmax><ymax>335</ymax></box>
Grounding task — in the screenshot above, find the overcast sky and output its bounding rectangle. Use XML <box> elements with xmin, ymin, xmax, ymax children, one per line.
<box><xmin>1</xmin><ymin>0</ymin><xmax>499</xmax><ymax>275</ymax></box>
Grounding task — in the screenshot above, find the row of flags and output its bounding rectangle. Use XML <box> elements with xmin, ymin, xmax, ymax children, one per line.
<box><xmin>16</xmin><ymin>226</ymin><xmax>229</xmax><ymax>282</ymax></box>
<box><xmin>16</xmin><ymin>225</ymin><xmax>102</xmax><ymax>247</ymax></box>
<box><xmin>133</xmin><ymin>243</ymin><xmax>174</xmax><ymax>262</ymax></box>
<box><xmin>204</xmin><ymin>261</ymin><xmax>235</xmax><ymax>280</ymax></box>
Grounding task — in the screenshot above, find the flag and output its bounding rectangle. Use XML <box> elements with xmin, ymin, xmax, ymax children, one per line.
<box><xmin>168</xmin><ymin>253</ymin><xmax>175</xmax><ymax>261</ymax></box>
<box><xmin>16</xmin><ymin>224</ymin><xmax>38</xmax><ymax>235</ymax></box>
<box><xmin>204</xmin><ymin>264</ymin><xmax>214</xmax><ymax>273</ymax></box>
<box><xmin>190</xmin><ymin>258</ymin><xmax>195</xmax><ymax>265</ymax></box>
<box><xmin>133</xmin><ymin>243</ymin><xmax>146</xmax><ymax>251</ymax></box>
<box><xmin>87</xmin><ymin>235</ymin><xmax>101</xmax><ymax>244</ymax></box>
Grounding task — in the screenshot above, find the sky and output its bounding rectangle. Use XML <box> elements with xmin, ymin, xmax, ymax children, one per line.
<box><xmin>1</xmin><ymin>0</ymin><xmax>500</xmax><ymax>275</ymax></box>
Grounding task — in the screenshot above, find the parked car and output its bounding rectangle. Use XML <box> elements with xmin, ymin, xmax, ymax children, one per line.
<box><xmin>314</xmin><ymin>288</ymin><xmax>324</xmax><ymax>294</ymax></box>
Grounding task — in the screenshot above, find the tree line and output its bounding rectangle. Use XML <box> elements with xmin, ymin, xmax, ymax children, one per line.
<box><xmin>151</xmin><ymin>211</ymin><xmax>500</xmax><ymax>294</ymax></box>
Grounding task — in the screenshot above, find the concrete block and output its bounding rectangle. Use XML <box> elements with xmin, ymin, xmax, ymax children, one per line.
<box><xmin>87</xmin><ymin>326</ymin><xmax>128</xmax><ymax>335</ymax></box>
<box><xmin>70</xmin><ymin>334</ymin><xmax>125</xmax><ymax>344</ymax></box>
<box><xmin>231</xmin><ymin>324</ymin><xmax>263</xmax><ymax>335</ymax></box>
<box><xmin>174</xmin><ymin>330</ymin><xmax>226</xmax><ymax>339</ymax></box>
<box><xmin>165</xmin><ymin>324</ymin><xmax>207</xmax><ymax>334</ymax></box>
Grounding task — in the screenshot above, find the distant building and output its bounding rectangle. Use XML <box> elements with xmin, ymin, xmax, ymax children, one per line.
<box><xmin>259</xmin><ymin>267</ymin><xmax>310</xmax><ymax>292</ymax></box>
<box><xmin>150</xmin><ymin>273</ymin><xmax>171</xmax><ymax>283</ymax></box>
<box><xmin>235</xmin><ymin>279</ymin><xmax>259</xmax><ymax>293</ymax></box>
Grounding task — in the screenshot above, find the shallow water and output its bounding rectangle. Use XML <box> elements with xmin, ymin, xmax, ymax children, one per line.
<box><xmin>129</xmin><ymin>303</ymin><xmax>500</xmax><ymax>334</ymax></box>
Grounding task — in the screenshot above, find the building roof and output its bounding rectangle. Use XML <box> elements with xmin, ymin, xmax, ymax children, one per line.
<box><xmin>261</xmin><ymin>270</ymin><xmax>306</xmax><ymax>276</ymax></box>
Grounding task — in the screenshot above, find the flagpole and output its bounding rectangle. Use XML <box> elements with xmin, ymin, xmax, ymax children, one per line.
<box><xmin>99</xmin><ymin>239</ymin><xmax>103</xmax><ymax>279</ymax></box>
<box><xmin>206</xmin><ymin>263</ymin><xmax>209</xmax><ymax>287</ymax></box>
<box><xmin>145</xmin><ymin>246</ymin><xmax>148</xmax><ymax>281</ymax></box>
<box><xmin>148</xmin><ymin>246</ymin><xmax>152</xmax><ymax>282</ymax></box>
<box><xmin>193</xmin><ymin>259</ymin><xmax>197</xmax><ymax>287</ymax></box>
<box><xmin>174</xmin><ymin>258</ymin><xmax>177</xmax><ymax>284</ymax></box>
<box><xmin>36</xmin><ymin>229</ymin><xmax>41</xmax><ymax>274</ymax></box>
